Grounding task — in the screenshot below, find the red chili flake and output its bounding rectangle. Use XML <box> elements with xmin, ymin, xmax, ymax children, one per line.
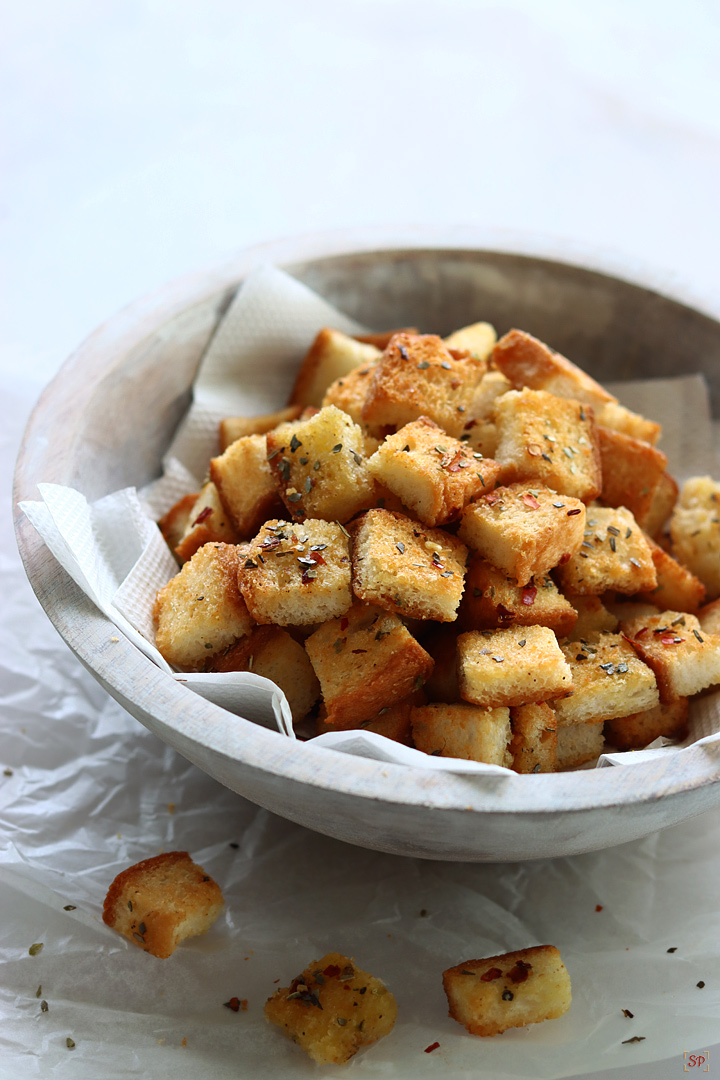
<box><xmin>522</xmin><ymin>492</ymin><xmax>540</xmax><ymax>510</ymax></box>
<box><xmin>661</xmin><ymin>634</ymin><xmax>680</xmax><ymax>645</ymax></box>
<box><xmin>480</xmin><ymin>967</ymin><xmax>503</xmax><ymax>982</ymax></box>
<box><xmin>521</xmin><ymin>585</ymin><xmax>537</xmax><ymax>606</ymax></box>
<box><xmin>193</xmin><ymin>506</ymin><xmax>212</xmax><ymax>526</ymax></box>
<box><xmin>567</xmin><ymin>508</ymin><xmax>582</xmax><ymax>516</ymax></box>
<box><xmin>464</xmin><ymin>419</ymin><xmax>478</xmax><ymax>431</ymax></box>
<box><xmin>634</xmin><ymin>627</ymin><xmax>649</xmax><ymax>639</ymax></box>
<box><xmin>340</xmin><ymin>618</ymin><xmax>349</xmax><ymax>631</ymax></box>
<box><xmin>424</xmin><ymin>1042</ymin><xmax>440</xmax><ymax>1054</ymax></box>
<box><xmin>223</xmin><ymin>997</ymin><xmax>241</xmax><ymax>1012</ymax></box>
<box><xmin>484</xmin><ymin>492</ymin><xmax>501</xmax><ymax>506</ymax></box>
<box><xmin>323</xmin><ymin>964</ymin><xmax>342</xmax><ymax>978</ymax></box>
<box><xmin>596</xmin><ymin>904</ymin><xmax>603</xmax><ymax>912</ymax></box>
<box><xmin>441</xmin><ymin>449</ymin><xmax>465</xmax><ymax>472</ymax></box>
<box><xmin>558</xmin><ymin>552</ymin><xmax>572</xmax><ymax>565</ymax></box>
<box><xmin>507</xmin><ymin>960</ymin><xmax>532</xmax><ymax>983</ymax></box>
<box><xmin>310</xmin><ymin>550</ymin><xmax>326</xmax><ymax>565</ymax></box>
<box><xmin>259</xmin><ymin>536</ymin><xmax>281</xmax><ymax>550</ymax></box>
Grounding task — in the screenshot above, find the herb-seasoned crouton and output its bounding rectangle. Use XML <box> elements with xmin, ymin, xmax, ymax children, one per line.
<box><xmin>669</xmin><ymin>476</ymin><xmax>720</xmax><ymax>600</ymax></box>
<box><xmin>642</xmin><ymin>472</ymin><xmax>678</xmax><ymax>539</ymax></box>
<box><xmin>204</xmin><ymin>625</ymin><xmax>320</xmax><ymax>724</ymax></box>
<box><xmin>174</xmin><ymin>482</ymin><xmax>240</xmax><ymax>563</ymax></box>
<box><xmin>267</xmin><ymin>405</ymin><xmax>375</xmax><ymax>523</ymax></box>
<box><xmin>264</xmin><ymin>952</ymin><xmax>397</xmax><ymax>1066</ymax></box>
<box><xmin>493</xmin><ymin>389</ymin><xmax>602</xmax><ymax>502</ymax></box>
<box><xmin>443</xmin><ymin>320</ymin><xmax>497</xmax><ymax>360</ymax></box>
<box><xmin>239</xmin><ymin>519</ymin><xmax>352</xmax><ymax>626</ymax></box>
<box><xmin>553</xmin><ymin>633</ymin><xmax>659</xmax><ymax>726</ymax></box>
<box><xmin>596</xmin><ymin>401</ymin><xmax>661</xmax><ymax>446</ymax></box>
<box><xmin>210</xmin><ymin>434</ymin><xmax>285</xmax><ymax>538</ymax></box>
<box><xmin>361</xmin><ymin>333</ymin><xmax>487</xmax><ymax>438</ymax></box>
<box><xmin>564</xmin><ymin>595</ymin><xmax>618</xmax><ymax>641</ymax></box>
<box><xmin>443</xmin><ymin>945</ymin><xmax>572</xmax><ymax>1037</ymax></box>
<box><xmin>102</xmin><ymin>852</ymin><xmax>224</xmax><ymax>959</ymax></box>
<box><xmin>605</xmin><ymin>697</ymin><xmax>689</xmax><ymax>750</ymax></box>
<box><xmin>556</xmin><ymin>721</ymin><xmax>605</xmax><ymax>769</ymax></box>
<box><xmin>410</xmin><ymin>702</ymin><xmax>512</xmax><ymax>766</ymax></box>
<box><xmin>492</xmin><ymin>329</ymin><xmax>615</xmax><ymax>411</ymax></box>
<box><xmin>597</xmin><ymin>426</ymin><xmax>667</xmax><ymax>524</ymax></box>
<box><xmin>638</xmin><ymin>535</ymin><xmax>706</xmax><ymax>612</ymax></box>
<box><xmin>290</xmin><ymin>328</ymin><xmax>381</xmax><ymax>408</ymax></box>
<box><xmin>457</xmin><ymin>626</ymin><xmax>572</xmax><ymax>708</ymax></box>
<box><xmin>219</xmin><ymin>405</ymin><xmax>303</xmax><ymax>452</ymax></box>
<box><xmin>621</xmin><ymin>610</ymin><xmax>720</xmax><ymax>703</ymax></box>
<box><xmin>460</xmin><ymin>557</ymin><xmax>577</xmax><ymax>636</ymax></box>
<box><xmin>154</xmin><ymin>543</ymin><xmax>253</xmax><ymax>669</ymax></box>
<box><xmin>554</xmin><ymin>507</ymin><xmax>656</xmax><ymax>595</ymax></box>
<box><xmin>509</xmin><ymin>703</ymin><xmax>557</xmax><ymax>774</ymax></box>
<box><xmin>351</xmin><ymin>509</ymin><xmax>468</xmax><ymax>622</ymax></box>
<box><xmin>459</xmin><ymin>483</ymin><xmax>586</xmax><ymax>587</ymax></box>
<box><xmin>158</xmin><ymin>492</ymin><xmax>199</xmax><ymax>560</ymax></box>
<box><xmin>366</xmin><ymin>417</ymin><xmax>501</xmax><ymax>527</ymax></box>
<box><xmin>304</xmin><ymin>603</ymin><xmax>434</xmax><ymax>728</ymax></box>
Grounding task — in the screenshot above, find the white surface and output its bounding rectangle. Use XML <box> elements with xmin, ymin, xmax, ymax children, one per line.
<box><xmin>3</xmin><ymin>2</ymin><xmax>720</xmax><ymax>1076</ymax></box>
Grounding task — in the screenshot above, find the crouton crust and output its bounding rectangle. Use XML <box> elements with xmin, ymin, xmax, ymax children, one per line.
<box><xmin>605</xmin><ymin>697</ymin><xmax>689</xmax><ymax>750</ymax></box>
<box><xmin>553</xmin><ymin>633</ymin><xmax>659</xmax><ymax>726</ymax></box>
<box><xmin>290</xmin><ymin>328</ymin><xmax>381</xmax><ymax>408</ymax></box>
<box><xmin>174</xmin><ymin>482</ymin><xmax>240</xmax><ymax>563</ymax></box>
<box><xmin>509</xmin><ymin>702</ymin><xmax>557</xmax><ymax>773</ymax></box>
<box><xmin>210</xmin><ymin>434</ymin><xmax>285</xmax><ymax>538</ymax></box>
<box><xmin>597</xmin><ymin>426</ymin><xmax>667</xmax><ymax>524</ymax></box>
<box><xmin>411</xmin><ymin>702</ymin><xmax>512</xmax><ymax>766</ymax></box>
<box><xmin>457</xmin><ymin>625</ymin><xmax>573</xmax><ymax>708</ymax></box>
<box><xmin>621</xmin><ymin>610</ymin><xmax>720</xmax><ymax>703</ymax></box>
<box><xmin>492</xmin><ymin>329</ymin><xmax>615</xmax><ymax>410</ymax></box>
<box><xmin>554</xmin><ymin>507</ymin><xmax>656</xmax><ymax>595</ymax></box>
<box><xmin>158</xmin><ymin>493</ymin><xmax>199</xmax><ymax>558</ymax></box>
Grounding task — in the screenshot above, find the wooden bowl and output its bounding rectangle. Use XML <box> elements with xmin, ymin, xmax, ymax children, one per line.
<box><xmin>13</xmin><ymin>228</ymin><xmax>720</xmax><ymax>861</ymax></box>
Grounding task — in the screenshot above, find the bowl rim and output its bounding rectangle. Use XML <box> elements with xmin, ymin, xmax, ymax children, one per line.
<box><xmin>13</xmin><ymin>226</ymin><xmax>720</xmax><ymax>819</ymax></box>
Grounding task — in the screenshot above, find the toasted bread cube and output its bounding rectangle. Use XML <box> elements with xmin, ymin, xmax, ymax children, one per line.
<box><xmin>556</xmin><ymin>721</ymin><xmax>605</xmax><ymax>769</ymax></box>
<box><xmin>264</xmin><ymin>952</ymin><xmax>397</xmax><ymax>1066</ymax></box>
<box><xmin>219</xmin><ymin>406</ymin><xmax>303</xmax><ymax>452</ymax></box>
<box><xmin>443</xmin><ymin>321</ymin><xmax>497</xmax><ymax>360</ymax></box>
<box><xmin>239</xmin><ymin>519</ymin><xmax>352</xmax><ymax>626</ymax></box>
<box><xmin>458</xmin><ymin>625</ymin><xmax>572</xmax><ymax>708</ymax></box>
<box><xmin>351</xmin><ymin>509</ymin><xmax>468</xmax><ymax>622</ymax></box>
<box><xmin>670</xmin><ymin>477</ymin><xmax>720</xmax><ymax>600</ymax></box>
<box><xmin>366</xmin><ymin>418</ymin><xmax>502</xmax><ymax>527</ymax></box>
<box><xmin>555</xmin><ymin>507</ymin><xmax>656</xmax><ymax>595</ymax></box>
<box><xmin>459</xmin><ymin>483</ymin><xmax>586</xmax><ymax>587</ymax></box>
<box><xmin>317</xmin><ymin>690</ymin><xmax>424</xmax><ymax>744</ymax></box>
<box><xmin>322</xmin><ymin>363</ymin><xmax>388</xmax><ymax>446</ymax></box>
<box><xmin>290</xmin><ymin>328</ymin><xmax>381</xmax><ymax>408</ymax></box>
<box><xmin>204</xmin><ymin>625</ymin><xmax>320</xmax><ymax>723</ymax></box>
<box><xmin>460</xmin><ymin>558</ymin><xmax>577</xmax><ymax>635</ymax></box>
<box><xmin>361</xmin><ymin>333</ymin><xmax>487</xmax><ymax>439</ymax></box>
<box><xmin>621</xmin><ymin>610</ymin><xmax>720</xmax><ymax>703</ymax></box>
<box><xmin>443</xmin><ymin>945</ymin><xmax>571</xmax><ymax>1037</ymax></box>
<box><xmin>492</xmin><ymin>329</ymin><xmax>615</xmax><ymax>410</ymax></box>
<box><xmin>509</xmin><ymin>703</ymin><xmax>557</xmax><ymax>773</ymax></box>
<box><xmin>465</xmin><ymin>418</ymin><xmax>500</xmax><ymax>458</ymax></box>
<box><xmin>102</xmin><ymin>852</ymin><xmax>223</xmax><ymax>959</ymax></box>
<box><xmin>305</xmin><ymin>603</ymin><xmax>434</xmax><ymax>728</ymax></box>
<box><xmin>638</xmin><ymin>536</ymin><xmax>706</xmax><ymax>612</ymax></box>
<box><xmin>154</xmin><ymin>543</ymin><xmax>253</xmax><ymax>669</ymax></box>
<box><xmin>553</xmin><ymin>633</ymin><xmax>659</xmax><ymax>725</ymax></box>
<box><xmin>493</xmin><ymin>389</ymin><xmax>602</xmax><ymax>502</ymax></box>
<box><xmin>605</xmin><ymin>697</ymin><xmax>689</xmax><ymax>750</ymax></box>
<box><xmin>596</xmin><ymin>401</ymin><xmax>661</xmax><ymax>446</ymax></box>
<box><xmin>209</xmin><ymin>434</ymin><xmax>285</xmax><ymax>538</ymax></box>
<box><xmin>468</xmin><ymin>370</ymin><xmax>513</xmax><ymax>418</ymax></box>
<box><xmin>266</xmin><ymin>405</ymin><xmax>375</xmax><ymax>524</ymax></box>
<box><xmin>422</xmin><ymin>626</ymin><xmax>461</xmax><ymax>702</ymax></box>
<box><xmin>698</xmin><ymin>598</ymin><xmax>720</xmax><ymax>635</ymax></box>
<box><xmin>174</xmin><ymin>482</ymin><xmax>240</xmax><ymax>563</ymax></box>
<box><xmin>411</xmin><ymin>702</ymin><xmax>511</xmax><ymax>765</ymax></box>
<box><xmin>564</xmin><ymin>595</ymin><xmax>618</xmax><ymax>641</ymax></box>
<box><xmin>597</xmin><ymin>426</ymin><xmax>667</xmax><ymax>524</ymax></box>
<box><xmin>158</xmin><ymin>493</ymin><xmax>199</xmax><ymax>560</ymax></box>
<box><xmin>642</xmin><ymin>472</ymin><xmax>678</xmax><ymax>539</ymax></box>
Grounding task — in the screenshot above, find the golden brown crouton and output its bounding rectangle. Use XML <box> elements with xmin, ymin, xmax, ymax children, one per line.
<box><xmin>366</xmin><ymin>417</ymin><xmax>501</xmax><ymax>527</ymax></box>
<box><xmin>322</xmin><ymin>363</ymin><xmax>388</xmax><ymax>448</ymax></box>
<box><xmin>458</xmin><ymin>483</ymin><xmax>586</xmax><ymax>587</ymax></box>
<box><xmin>509</xmin><ymin>703</ymin><xmax>558</xmax><ymax>773</ymax></box>
<box><xmin>638</xmin><ymin>535</ymin><xmax>706</xmax><ymax>612</ymax></box>
<box><xmin>102</xmin><ymin>852</ymin><xmax>224</xmax><ymax>959</ymax></box>
<box><xmin>553</xmin><ymin>633</ymin><xmax>659</xmax><ymax>726</ymax></box>
<box><xmin>264</xmin><ymin>952</ymin><xmax>397</xmax><ymax>1066</ymax></box>
<box><xmin>605</xmin><ymin>697</ymin><xmax>689</xmax><ymax>750</ymax></box>
<box><xmin>556</xmin><ymin>721</ymin><xmax>605</xmax><ymax>769</ymax></box>
<box><xmin>563</xmin><ymin>595</ymin><xmax>619</xmax><ymax>641</ymax></box>
<box><xmin>410</xmin><ymin>702</ymin><xmax>512</xmax><ymax>766</ymax></box>
<box><xmin>641</xmin><ymin>472</ymin><xmax>678</xmax><ymax>539</ymax></box>
<box><xmin>154</xmin><ymin>543</ymin><xmax>254</xmax><ymax>669</ymax></box>
<box><xmin>443</xmin><ymin>321</ymin><xmax>497</xmax><ymax>360</ymax></box>
<box><xmin>554</xmin><ymin>507</ymin><xmax>656</xmax><ymax>595</ymax></box>
<box><xmin>210</xmin><ymin>434</ymin><xmax>285</xmax><ymax>538</ymax></box>
<box><xmin>238</xmin><ymin>519</ymin><xmax>352</xmax><ymax>626</ymax></box>
<box><xmin>316</xmin><ymin>690</ymin><xmax>425</xmax><ymax>744</ymax></box>
<box><xmin>457</xmin><ymin>626</ymin><xmax>572</xmax><ymax>708</ymax></box>
<box><xmin>460</xmin><ymin>557</ymin><xmax>578</xmax><ymax>636</ymax></box>
<box><xmin>493</xmin><ymin>389</ymin><xmax>602</xmax><ymax>502</ymax></box>
<box><xmin>289</xmin><ymin>328</ymin><xmax>381</xmax><ymax>408</ymax></box>
<box><xmin>218</xmin><ymin>405</ymin><xmax>303</xmax><ymax>452</ymax></box>
<box><xmin>158</xmin><ymin>493</ymin><xmax>199</xmax><ymax>560</ymax></box>
<box><xmin>304</xmin><ymin>603</ymin><xmax>434</xmax><ymax>729</ymax></box>
<box><xmin>595</xmin><ymin>401</ymin><xmax>661</xmax><ymax>446</ymax></box>
<box><xmin>669</xmin><ymin>476</ymin><xmax>720</xmax><ymax>600</ymax></box>
<box><xmin>174</xmin><ymin>482</ymin><xmax>240</xmax><ymax>563</ymax></box>
<box><xmin>492</xmin><ymin>329</ymin><xmax>615</xmax><ymax>410</ymax></box>
<box><xmin>597</xmin><ymin>426</ymin><xmax>667</xmax><ymax>524</ymax></box>
<box><xmin>443</xmin><ymin>946</ymin><xmax>572</xmax><ymax>1037</ymax></box>
<box><xmin>621</xmin><ymin>610</ymin><xmax>720</xmax><ymax>703</ymax></box>
<box><xmin>351</xmin><ymin>509</ymin><xmax>469</xmax><ymax>622</ymax></box>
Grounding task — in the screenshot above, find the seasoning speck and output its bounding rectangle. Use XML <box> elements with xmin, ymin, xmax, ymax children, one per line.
<box><xmin>502</xmin><ymin>990</ymin><xmax>514</xmax><ymax>1001</ymax></box>
<box><xmin>224</xmin><ymin>997</ymin><xmax>241</xmax><ymax>1012</ymax></box>
<box><xmin>41</xmin><ymin>1000</ymin><xmax>49</xmax><ymax>1013</ymax></box>
<box><xmin>697</xmin><ymin>981</ymin><xmax>706</xmax><ymax>989</ymax></box>
<box><xmin>2</xmin><ymin>768</ymin><xmax>12</xmax><ymax>776</ymax></box>
<box><xmin>28</xmin><ymin>943</ymin><xmax>43</xmax><ymax>957</ymax></box>
<box><xmin>622</xmin><ymin>1036</ymin><xmax>645</xmax><ymax>1044</ymax></box>
<box><xmin>622</xmin><ymin>1008</ymin><xmax>634</xmax><ymax>1018</ymax></box>
<box><xmin>35</xmin><ymin>985</ymin><xmax>42</xmax><ymax>998</ymax></box>
<box><xmin>396</xmin><ymin>542</ymin><xmax>405</xmax><ymax>554</ymax></box>
<box><xmin>667</xmin><ymin>947</ymin><xmax>677</xmax><ymax>953</ymax></box>
<box><xmin>66</xmin><ymin>1038</ymin><xmax>75</xmax><ymax>1050</ymax></box>
<box><xmin>424</xmin><ymin>1042</ymin><xmax>440</xmax><ymax>1053</ymax></box>
<box><xmin>595</xmin><ymin>904</ymin><xmax>603</xmax><ymax>912</ymax></box>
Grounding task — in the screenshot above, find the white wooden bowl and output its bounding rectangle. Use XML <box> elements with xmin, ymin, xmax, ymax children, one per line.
<box><xmin>13</xmin><ymin>228</ymin><xmax>720</xmax><ymax>861</ymax></box>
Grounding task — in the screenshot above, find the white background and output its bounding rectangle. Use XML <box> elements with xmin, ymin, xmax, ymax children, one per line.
<box><xmin>3</xmin><ymin>2</ymin><xmax>720</xmax><ymax>1077</ymax></box>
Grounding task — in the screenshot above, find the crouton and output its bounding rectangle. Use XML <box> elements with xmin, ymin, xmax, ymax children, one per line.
<box><xmin>102</xmin><ymin>852</ymin><xmax>224</xmax><ymax>959</ymax></box>
<box><xmin>351</xmin><ymin>509</ymin><xmax>468</xmax><ymax>622</ymax></box>
<box><xmin>210</xmin><ymin>434</ymin><xmax>285</xmax><ymax>538</ymax></box>
<box><xmin>554</xmin><ymin>507</ymin><xmax>657</xmax><ymax>595</ymax></box>
<box><xmin>218</xmin><ymin>405</ymin><xmax>303</xmax><ymax>452</ymax></box>
<box><xmin>158</xmin><ymin>493</ymin><xmax>199</xmax><ymax>560</ymax></box>
<box><xmin>493</xmin><ymin>389</ymin><xmax>602</xmax><ymax>502</ymax></box>
<box><xmin>458</xmin><ymin>483</ymin><xmax>586</xmax><ymax>587</ymax></box>
<box><xmin>596</xmin><ymin>401</ymin><xmax>661</xmax><ymax>446</ymax></box>
<box><xmin>460</xmin><ymin>557</ymin><xmax>578</xmax><ymax>636</ymax></box>
<box><xmin>638</xmin><ymin>535</ymin><xmax>706</xmax><ymax>612</ymax></box>
<box><xmin>264</xmin><ymin>952</ymin><xmax>397</xmax><ymax>1066</ymax></box>
<box><xmin>641</xmin><ymin>472</ymin><xmax>678</xmax><ymax>539</ymax></box>
<box><xmin>597</xmin><ymin>426</ymin><xmax>667</xmax><ymax>524</ymax></box>
<box><xmin>443</xmin><ymin>945</ymin><xmax>572</xmax><ymax>1037</ymax></box>
<box><xmin>410</xmin><ymin>702</ymin><xmax>512</xmax><ymax>766</ymax></box>
<box><xmin>266</xmin><ymin>405</ymin><xmax>375</xmax><ymax>524</ymax></box>
<box><xmin>322</xmin><ymin>363</ymin><xmax>388</xmax><ymax>447</ymax></box>
<box><xmin>698</xmin><ymin>598</ymin><xmax>720</xmax><ymax>636</ymax></box>
<box><xmin>154</xmin><ymin>543</ymin><xmax>253</xmax><ymax>669</ymax></box>
<box><xmin>174</xmin><ymin>482</ymin><xmax>240</xmax><ymax>563</ymax></box>
<box><xmin>556</xmin><ymin>721</ymin><xmax>605</xmax><ymax>769</ymax></box>
<box><xmin>509</xmin><ymin>703</ymin><xmax>557</xmax><ymax>774</ymax></box>
<box><xmin>361</xmin><ymin>333</ymin><xmax>487</xmax><ymax>438</ymax></box>
<box><xmin>204</xmin><ymin>625</ymin><xmax>320</xmax><ymax>724</ymax></box>
<box><xmin>366</xmin><ymin>417</ymin><xmax>501</xmax><ymax>527</ymax></box>
<box><xmin>468</xmin><ymin>370</ymin><xmax>512</xmax><ymax>419</ymax></box>
<box><xmin>553</xmin><ymin>633</ymin><xmax>659</xmax><ymax>726</ymax></box>
<box><xmin>457</xmin><ymin>625</ymin><xmax>572</xmax><ymax>708</ymax></box>
<box><xmin>492</xmin><ymin>329</ymin><xmax>615</xmax><ymax>410</ymax></box>
<box><xmin>443</xmin><ymin>321</ymin><xmax>497</xmax><ymax>360</ymax></box>
<box><xmin>290</xmin><ymin>328</ymin><xmax>381</xmax><ymax>408</ymax></box>
<box><xmin>304</xmin><ymin>603</ymin><xmax>434</xmax><ymax>728</ymax></box>
<box><xmin>669</xmin><ymin>476</ymin><xmax>720</xmax><ymax>600</ymax></box>
<box><xmin>621</xmin><ymin>610</ymin><xmax>720</xmax><ymax>703</ymax></box>
<box><xmin>605</xmin><ymin>697</ymin><xmax>689</xmax><ymax>750</ymax></box>
<box><xmin>564</xmin><ymin>595</ymin><xmax>618</xmax><ymax>641</ymax></box>
<box><xmin>317</xmin><ymin>690</ymin><xmax>424</xmax><ymax>744</ymax></box>
<box><xmin>238</xmin><ymin>519</ymin><xmax>352</xmax><ymax>626</ymax></box>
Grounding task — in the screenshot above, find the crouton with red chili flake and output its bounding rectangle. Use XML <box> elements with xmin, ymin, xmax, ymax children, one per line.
<box><xmin>459</xmin><ymin>556</ymin><xmax>577</xmax><ymax>636</ymax></box>
<box><xmin>554</xmin><ymin>507</ymin><xmax>656</xmax><ymax>596</ymax></box>
<box><xmin>443</xmin><ymin>945</ymin><xmax>571</xmax><ymax>1037</ymax></box>
<box><xmin>210</xmin><ymin>434</ymin><xmax>285</xmax><ymax>539</ymax></box>
<box><xmin>620</xmin><ymin>610</ymin><xmax>720</xmax><ymax>704</ymax></box>
<box><xmin>174</xmin><ymin>482</ymin><xmax>240</xmax><ymax>563</ymax></box>
<box><xmin>264</xmin><ymin>952</ymin><xmax>397</xmax><ymax>1065</ymax></box>
<box><xmin>553</xmin><ymin>633</ymin><xmax>659</xmax><ymax>727</ymax></box>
